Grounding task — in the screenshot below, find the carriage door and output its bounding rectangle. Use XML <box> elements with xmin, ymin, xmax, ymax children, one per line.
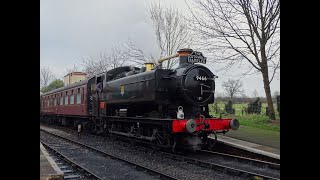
<box><xmin>96</xmin><ymin>75</ymin><xmax>105</xmax><ymax>117</ymax></box>
<box><xmin>87</xmin><ymin>77</ymin><xmax>96</xmax><ymax>116</ymax></box>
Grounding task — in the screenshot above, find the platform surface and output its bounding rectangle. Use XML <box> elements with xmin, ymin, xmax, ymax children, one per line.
<box><xmin>40</xmin><ymin>143</ymin><xmax>64</xmax><ymax>180</ymax></box>
<box><xmin>216</xmin><ymin>134</ymin><xmax>280</xmax><ymax>160</ymax></box>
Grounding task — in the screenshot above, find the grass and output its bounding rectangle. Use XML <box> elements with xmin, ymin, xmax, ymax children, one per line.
<box><xmin>225</xmin><ymin>124</ymin><xmax>280</xmax><ymax>149</ymax></box>
<box><xmin>209</xmin><ymin>102</ymin><xmax>280</xmax><ymax>132</ymax></box>
<box><xmin>236</xmin><ymin>115</ymin><xmax>280</xmax><ymax>131</ymax></box>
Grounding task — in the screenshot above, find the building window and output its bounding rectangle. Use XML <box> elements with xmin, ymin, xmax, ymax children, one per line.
<box><xmin>47</xmin><ymin>99</ymin><xmax>50</xmax><ymax>107</ymax></box>
<box><xmin>60</xmin><ymin>96</ymin><xmax>63</xmax><ymax>105</ymax></box>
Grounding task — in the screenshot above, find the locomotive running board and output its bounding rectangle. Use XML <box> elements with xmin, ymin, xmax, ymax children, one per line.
<box><xmin>109</xmin><ymin>130</ymin><xmax>156</xmax><ymax>141</ymax></box>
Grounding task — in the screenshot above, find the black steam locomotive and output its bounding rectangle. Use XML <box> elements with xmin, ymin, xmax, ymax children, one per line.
<box><xmin>41</xmin><ymin>48</ymin><xmax>239</xmax><ymax>151</ymax></box>
<box><xmin>95</xmin><ymin>49</ymin><xmax>215</xmax><ymax>119</ymax></box>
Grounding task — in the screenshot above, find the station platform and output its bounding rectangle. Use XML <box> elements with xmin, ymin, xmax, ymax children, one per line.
<box><xmin>215</xmin><ymin>134</ymin><xmax>280</xmax><ymax>160</ymax></box>
<box><xmin>40</xmin><ymin>143</ymin><xmax>64</xmax><ymax>180</ymax></box>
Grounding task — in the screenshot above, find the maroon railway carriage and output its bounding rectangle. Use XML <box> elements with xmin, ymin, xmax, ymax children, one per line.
<box><xmin>40</xmin><ymin>79</ymin><xmax>88</xmax><ymax>125</ymax></box>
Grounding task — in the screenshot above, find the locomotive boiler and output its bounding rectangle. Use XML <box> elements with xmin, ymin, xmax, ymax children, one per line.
<box><xmin>98</xmin><ymin>49</ymin><xmax>215</xmax><ymax>119</ymax></box>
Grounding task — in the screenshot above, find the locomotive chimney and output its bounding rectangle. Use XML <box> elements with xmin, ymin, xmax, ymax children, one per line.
<box><xmin>155</xmin><ymin>48</ymin><xmax>194</xmax><ymax>68</ymax></box>
<box><xmin>177</xmin><ymin>48</ymin><xmax>193</xmax><ymax>67</ymax></box>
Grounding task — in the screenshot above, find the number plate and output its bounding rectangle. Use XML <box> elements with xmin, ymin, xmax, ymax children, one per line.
<box><xmin>188</xmin><ymin>51</ymin><xmax>207</xmax><ymax>64</ymax></box>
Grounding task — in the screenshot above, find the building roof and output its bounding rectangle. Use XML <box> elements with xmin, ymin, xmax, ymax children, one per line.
<box><xmin>64</xmin><ymin>72</ymin><xmax>87</xmax><ymax>77</ymax></box>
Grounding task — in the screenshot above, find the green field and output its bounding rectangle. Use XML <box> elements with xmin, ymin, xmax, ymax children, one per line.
<box><xmin>209</xmin><ymin>102</ymin><xmax>280</xmax><ymax>132</ymax></box>
<box><xmin>225</xmin><ymin>125</ymin><xmax>280</xmax><ymax>149</ymax></box>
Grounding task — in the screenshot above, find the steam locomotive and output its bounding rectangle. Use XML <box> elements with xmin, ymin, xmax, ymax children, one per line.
<box><xmin>40</xmin><ymin>48</ymin><xmax>239</xmax><ymax>151</ymax></box>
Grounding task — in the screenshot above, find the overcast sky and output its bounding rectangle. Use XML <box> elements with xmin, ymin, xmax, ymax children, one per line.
<box><xmin>40</xmin><ymin>0</ymin><xmax>280</xmax><ymax>97</ymax></box>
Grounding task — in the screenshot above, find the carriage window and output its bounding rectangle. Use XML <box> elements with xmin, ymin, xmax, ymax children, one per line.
<box><xmin>76</xmin><ymin>94</ymin><xmax>81</xmax><ymax>104</ymax></box>
<box><xmin>65</xmin><ymin>91</ymin><xmax>69</xmax><ymax>105</ymax></box>
<box><xmin>76</xmin><ymin>88</ymin><xmax>81</xmax><ymax>104</ymax></box>
<box><xmin>70</xmin><ymin>90</ymin><xmax>74</xmax><ymax>105</ymax></box>
<box><xmin>82</xmin><ymin>88</ymin><xmax>84</xmax><ymax>102</ymax></box>
<box><xmin>54</xmin><ymin>94</ymin><xmax>58</xmax><ymax>106</ymax></box>
<box><xmin>60</xmin><ymin>96</ymin><xmax>64</xmax><ymax>105</ymax></box>
<box><xmin>70</xmin><ymin>95</ymin><xmax>74</xmax><ymax>104</ymax></box>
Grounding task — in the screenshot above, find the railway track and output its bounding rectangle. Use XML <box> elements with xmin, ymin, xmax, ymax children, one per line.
<box><xmin>40</xmin><ymin>124</ymin><xmax>280</xmax><ymax>179</ymax></box>
<box><xmin>41</xmin><ymin>129</ymin><xmax>178</xmax><ymax>180</ymax></box>
<box><xmin>198</xmin><ymin>150</ymin><xmax>280</xmax><ymax>170</ymax></box>
<box><xmin>151</xmin><ymin>149</ymin><xmax>280</xmax><ymax>180</ymax></box>
<box><xmin>41</xmin><ymin>141</ymin><xmax>103</xmax><ymax>180</ymax></box>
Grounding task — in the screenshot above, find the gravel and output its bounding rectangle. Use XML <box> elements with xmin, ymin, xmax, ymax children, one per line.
<box><xmin>41</xmin><ymin>125</ymin><xmax>243</xmax><ymax>180</ymax></box>
<box><xmin>41</xmin><ymin>133</ymin><xmax>156</xmax><ymax>180</ymax></box>
<box><xmin>188</xmin><ymin>151</ymin><xmax>280</xmax><ymax>179</ymax></box>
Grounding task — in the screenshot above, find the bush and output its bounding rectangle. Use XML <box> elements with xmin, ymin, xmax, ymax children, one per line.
<box><xmin>237</xmin><ymin>114</ymin><xmax>280</xmax><ymax>131</ymax></box>
<box><xmin>213</xmin><ymin>101</ymin><xmax>220</xmax><ymax>114</ymax></box>
<box><xmin>247</xmin><ymin>97</ymin><xmax>262</xmax><ymax>114</ymax></box>
<box><xmin>225</xmin><ymin>100</ymin><xmax>235</xmax><ymax>114</ymax></box>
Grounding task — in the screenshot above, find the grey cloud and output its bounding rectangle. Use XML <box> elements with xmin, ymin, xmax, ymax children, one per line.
<box><xmin>41</xmin><ymin>0</ymin><xmax>279</xmax><ymax>96</ymax></box>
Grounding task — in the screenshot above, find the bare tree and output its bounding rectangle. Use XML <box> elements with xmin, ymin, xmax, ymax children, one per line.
<box><xmin>241</xmin><ymin>92</ymin><xmax>248</xmax><ymax>98</ymax></box>
<box><xmin>108</xmin><ymin>46</ymin><xmax>127</xmax><ymax>69</ymax></box>
<box><xmin>188</xmin><ymin>0</ymin><xmax>280</xmax><ymax>120</ymax></box>
<box><xmin>81</xmin><ymin>38</ymin><xmax>158</xmax><ymax>78</ymax></box>
<box><xmin>40</xmin><ymin>66</ymin><xmax>55</xmax><ymax>88</ymax></box>
<box><xmin>222</xmin><ymin>79</ymin><xmax>243</xmax><ymax>100</ymax></box>
<box><xmin>252</xmin><ymin>89</ymin><xmax>258</xmax><ymax>98</ymax></box>
<box><xmin>81</xmin><ymin>45</ymin><xmax>128</xmax><ymax>77</ymax></box>
<box><xmin>123</xmin><ymin>38</ymin><xmax>151</xmax><ymax>65</ymax></box>
<box><xmin>81</xmin><ymin>55</ymin><xmax>107</xmax><ymax>77</ymax></box>
<box><xmin>148</xmin><ymin>1</ymin><xmax>192</xmax><ymax>69</ymax></box>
